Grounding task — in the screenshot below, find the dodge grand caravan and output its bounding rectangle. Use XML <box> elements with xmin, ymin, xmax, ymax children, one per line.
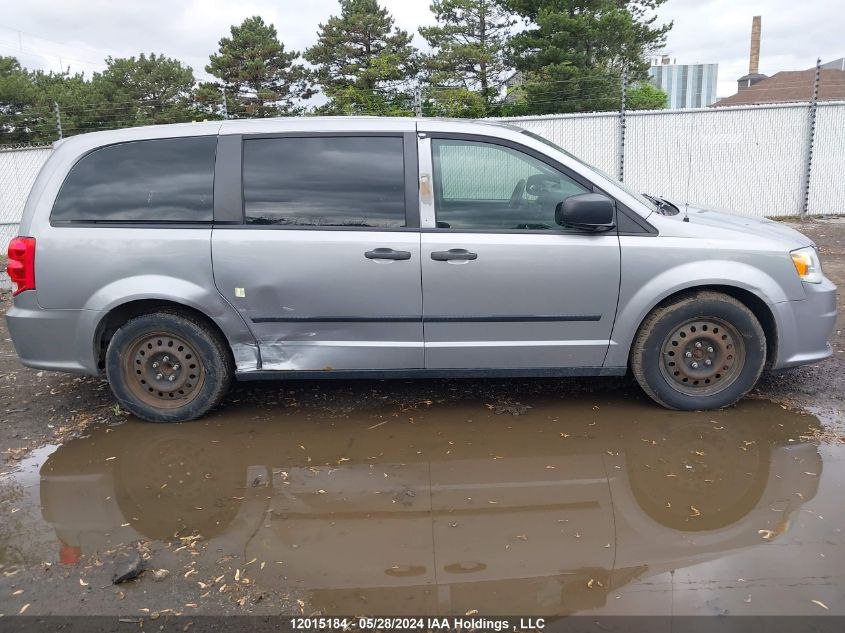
<box><xmin>5</xmin><ymin>117</ymin><xmax>837</xmax><ymax>422</ymax></box>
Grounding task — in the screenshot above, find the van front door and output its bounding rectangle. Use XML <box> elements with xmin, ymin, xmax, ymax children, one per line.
<box><xmin>419</xmin><ymin>136</ymin><xmax>621</xmax><ymax>370</ymax></box>
<box><xmin>212</xmin><ymin>132</ymin><xmax>423</xmax><ymax>371</ymax></box>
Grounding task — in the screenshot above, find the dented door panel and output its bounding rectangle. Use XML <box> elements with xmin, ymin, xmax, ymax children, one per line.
<box><xmin>212</xmin><ymin>229</ymin><xmax>424</xmax><ymax>371</ymax></box>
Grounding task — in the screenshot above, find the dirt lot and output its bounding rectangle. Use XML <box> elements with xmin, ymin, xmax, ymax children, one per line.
<box><xmin>0</xmin><ymin>218</ymin><xmax>843</xmax><ymax>618</ymax></box>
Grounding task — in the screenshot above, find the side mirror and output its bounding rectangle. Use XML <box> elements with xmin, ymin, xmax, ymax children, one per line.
<box><xmin>555</xmin><ymin>193</ymin><xmax>616</xmax><ymax>231</ymax></box>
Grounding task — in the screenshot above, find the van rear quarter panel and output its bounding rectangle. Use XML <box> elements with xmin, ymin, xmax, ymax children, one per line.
<box><xmin>30</xmin><ymin>224</ymin><xmax>259</xmax><ymax>370</ymax></box>
<box><xmin>34</xmin><ymin>227</ymin><xmax>212</xmax><ymax>311</ymax></box>
<box><xmin>20</xmin><ymin>126</ymin><xmax>259</xmax><ymax>371</ymax></box>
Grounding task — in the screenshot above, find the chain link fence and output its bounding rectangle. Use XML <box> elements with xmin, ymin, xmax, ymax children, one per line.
<box><xmin>808</xmin><ymin>102</ymin><xmax>845</xmax><ymax>215</ymax></box>
<box><xmin>0</xmin><ymin>144</ymin><xmax>53</xmax><ymax>251</ymax></box>
<box><xmin>0</xmin><ymin>100</ymin><xmax>842</xmax><ymax>257</ymax></box>
<box><xmin>500</xmin><ymin>100</ymin><xmax>845</xmax><ymax>218</ymax></box>
<box><xmin>502</xmin><ymin>102</ymin><xmax>834</xmax><ymax>218</ymax></box>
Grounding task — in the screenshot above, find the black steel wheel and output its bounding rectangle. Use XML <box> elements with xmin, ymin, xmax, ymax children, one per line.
<box><xmin>658</xmin><ymin>317</ymin><xmax>746</xmax><ymax>397</ymax></box>
<box><xmin>124</xmin><ymin>332</ymin><xmax>206</xmax><ymax>409</ymax></box>
<box><xmin>631</xmin><ymin>291</ymin><xmax>766</xmax><ymax>410</ymax></box>
<box><xmin>106</xmin><ymin>311</ymin><xmax>233</xmax><ymax>422</ymax></box>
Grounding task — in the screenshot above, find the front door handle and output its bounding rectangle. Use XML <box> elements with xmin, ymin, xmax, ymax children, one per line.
<box><xmin>431</xmin><ymin>249</ymin><xmax>478</xmax><ymax>261</ymax></box>
<box><xmin>365</xmin><ymin>248</ymin><xmax>411</xmax><ymax>261</ymax></box>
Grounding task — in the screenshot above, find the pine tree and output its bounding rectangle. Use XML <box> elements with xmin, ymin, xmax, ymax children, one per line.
<box><xmin>94</xmin><ymin>54</ymin><xmax>197</xmax><ymax>125</ymax></box>
<box><xmin>418</xmin><ymin>0</ymin><xmax>515</xmax><ymax>115</ymax></box>
<box><xmin>305</xmin><ymin>0</ymin><xmax>417</xmax><ymax>115</ymax></box>
<box><xmin>0</xmin><ymin>57</ymin><xmax>40</xmax><ymax>143</ymax></box>
<box><xmin>207</xmin><ymin>16</ymin><xmax>313</xmax><ymax>117</ymax></box>
<box><xmin>193</xmin><ymin>81</ymin><xmax>225</xmax><ymax>119</ymax></box>
<box><xmin>504</xmin><ymin>0</ymin><xmax>671</xmax><ymax>114</ymax></box>
<box><xmin>1</xmin><ymin>57</ymin><xmax>103</xmax><ymax>143</ymax></box>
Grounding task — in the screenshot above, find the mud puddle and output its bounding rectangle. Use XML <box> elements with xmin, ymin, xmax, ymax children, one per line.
<box><xmin>1</xmin><ymin>394</ymin><xmax>843</xmax><ymax>616</ymax></box>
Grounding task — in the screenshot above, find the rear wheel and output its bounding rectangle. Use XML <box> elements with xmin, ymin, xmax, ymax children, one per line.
<box><xmin>631</xmin><ymin>291</ymin><xmax>766</xmax><ymax>410</ymax></box>
<box><xmin>106</xmin><ymin>311</ymin><xmax>233</xmax><ymax>422</ymax></box>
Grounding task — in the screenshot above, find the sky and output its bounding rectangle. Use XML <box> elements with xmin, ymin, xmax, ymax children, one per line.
<box><xmin>0</xmin><ymin>0</ymin><xmax>841</xmax><ymax>100</ymax></box>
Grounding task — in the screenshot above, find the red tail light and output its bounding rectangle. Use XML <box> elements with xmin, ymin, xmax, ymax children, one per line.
<box><xmin>7</xmin><ymin>236</ymin><xmax>36</xmax><ymax>296</ymax></box>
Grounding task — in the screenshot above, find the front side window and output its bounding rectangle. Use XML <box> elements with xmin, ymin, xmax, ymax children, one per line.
<box><xmin>243</xmin><ymin>136</ymin><xmax>406</xmax><ymax>228</ymax></box>
<box><xmin>432</xmin><ymin>139</ymin><xmax>590</xmax><ymax>230</ymax></box>
<box><xmin>51</xmin><ymin>136</ymin><xmax>216</xmax><ymax>223</ymax></box>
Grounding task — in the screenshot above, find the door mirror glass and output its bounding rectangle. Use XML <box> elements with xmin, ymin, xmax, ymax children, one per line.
<box><xmin>555</xmin><ymin>193</ymin><xmax>616</xmax><ymax>232</ymax></box>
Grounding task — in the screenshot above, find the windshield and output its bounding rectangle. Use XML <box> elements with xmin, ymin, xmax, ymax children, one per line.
<box><xmin>520</xmin><ymin>129</ymin><xmax>657</xmax><ymax>213</ymax></box>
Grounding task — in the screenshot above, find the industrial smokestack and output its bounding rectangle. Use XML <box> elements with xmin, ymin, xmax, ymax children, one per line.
<box><xmin>749</xmin><ymin>16</ymin><xmax>761</xmax><ymax>75</ymax></box>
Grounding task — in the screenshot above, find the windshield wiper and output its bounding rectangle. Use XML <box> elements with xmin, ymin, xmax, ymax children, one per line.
<box><xmin>644</xmin><ymin>194</ymin><xmax>679</xmax><ymax>216</ymax></box>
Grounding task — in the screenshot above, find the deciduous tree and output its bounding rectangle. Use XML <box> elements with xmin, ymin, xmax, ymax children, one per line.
<box><xmin>627</xmin><ymin>81</ymin><xmax>667</xmax><ymax>110</ymax></box>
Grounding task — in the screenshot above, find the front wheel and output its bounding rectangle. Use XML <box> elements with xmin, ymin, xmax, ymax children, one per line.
<box><xmin>631</xmin><ymin>291</ymin><xmax>766</xmax><ymax>410</ymax></box>
<box><xmin>105</xmin><ymin>311</ymin><xmax>233</xmax><ymax>422</ymax></box>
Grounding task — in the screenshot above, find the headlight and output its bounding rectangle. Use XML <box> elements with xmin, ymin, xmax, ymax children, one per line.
<box><xmin>790</xmin><ymin>247</ymin><xmax>823</xmax><ymax>283</ymax></box>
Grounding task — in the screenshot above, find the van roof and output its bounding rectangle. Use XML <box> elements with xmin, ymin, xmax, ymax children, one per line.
<box><xmin>51</xmin><ymin>116</ymin><xmax>523</xmax><ymax>148</ymax></box>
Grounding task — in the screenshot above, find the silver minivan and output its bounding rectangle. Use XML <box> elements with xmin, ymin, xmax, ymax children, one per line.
<box><xmin>5</xmin><ymin>117</ymin><xmax>837</xmax><ymax>422</ymax></box>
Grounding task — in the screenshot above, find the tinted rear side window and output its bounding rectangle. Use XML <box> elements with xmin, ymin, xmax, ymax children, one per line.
<box><xmin>243</xmin><ymin>136</ymin><xmax>406</xmax><ymax>227</ymax></box>
<box><xmin>51</xmin><ymin>136</ymin><xmax>216</xmax><ymax>223</ymax></box>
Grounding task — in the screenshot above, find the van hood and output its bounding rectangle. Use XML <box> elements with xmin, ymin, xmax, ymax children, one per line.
<box><xmin>661</xmin><ymin>204</ymin><xmax>814</xmax><ymax>250</ymax></box>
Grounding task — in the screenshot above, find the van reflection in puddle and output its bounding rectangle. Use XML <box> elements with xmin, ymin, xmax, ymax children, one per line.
<box><xmin>39</xmin><ymin>397</ymin><xmax>821</xmax><ymax>615</ymax></box>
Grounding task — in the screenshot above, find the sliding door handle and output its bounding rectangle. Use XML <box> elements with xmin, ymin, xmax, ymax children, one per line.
<box><xmin>365</xmin><ymin>248</ymin><xmax>411</xmax><ymax>260</ymax></box>
<box><xmin>431</xmin><ymin>249</ymin><xmax>478</xmax><ymax>261</ymax></box>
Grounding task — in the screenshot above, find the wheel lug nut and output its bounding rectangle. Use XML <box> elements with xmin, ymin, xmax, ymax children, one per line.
<box><xmin>163</xmin><ymin>356</ymin><xmax>170</xmax><ymax>363</ymax></box>
<box><xmin>704</xmin><ymin>359</ymin><xmax>712</xmax><ymax>366</ymax></box>
<box><xmin>707</xmin><ymin>346</ymin><xmax>714</xmax><ymax>353</ymax></box>
<box><xmin>156</xmin><ymin>373</ymin><xmax>163</xmax><ymax>380</ymax></box>
<box><xmin>684</xmin><ymin>351</ymin><xmax>692</xmax><ymax>358</ymax></box>
<box><xmin>152</xmin><ymin>362</ymin><xmax>159</xmax><ymax>369</ymax></box>
<box><xmin>172</xmin><ymin>364</ymin><xmax>180</xmax><ymax>371</ymax></box>
<box><xmin>691</xmin><ymin>362</ymin><xmax>699</xmax><ymax>369</ymax></box>
<box><xmin>168</xmin><ymin>375</ymin><xmax>176</xmax><ymax>382</ymax></box>
<box><xmin>694</xmin><ymin>341</ymin><xmax>702</xmax><ymax>349</ymax></box>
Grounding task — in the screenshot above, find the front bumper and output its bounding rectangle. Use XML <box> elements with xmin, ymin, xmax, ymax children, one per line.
<box><xmin>5</xmin><ymin>291</ymin><xmax>103</xmax><ymax>375</ymax></box>
<box><xmin>772</xmin><ymin>276</ymin><xmax>838</xmax><ymax>369</ymax></box>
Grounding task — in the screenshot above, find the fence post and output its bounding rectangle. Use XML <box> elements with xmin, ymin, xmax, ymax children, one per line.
<box><xmin>413</xmin><ymin>88</ymin><xmax>423</xmax><ymax>117</ymax></box>
<box><xmin>618</xmin><ymin>68</ymin><xmax>627</xmax><ymax>182</ymax></box>
<box><xmin>53</xmin><ymin>101</ymin><xmax>63</xmax><ymax>140</ymax></box>
<box><xmin>799</xmin><ymin>57</ymin><xmax>821</xmax><ymax>217</ymax></box>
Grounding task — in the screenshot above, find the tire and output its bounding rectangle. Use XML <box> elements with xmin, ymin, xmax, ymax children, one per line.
<box><xmin>631</xmin><ymin>291</ymin><xmax>766</xmax><ymax>410</ymax></box>
<box><xmin>105</xmin><ymin>311</ymin><xmax>233</xmax><ymax>422</ymax></box>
